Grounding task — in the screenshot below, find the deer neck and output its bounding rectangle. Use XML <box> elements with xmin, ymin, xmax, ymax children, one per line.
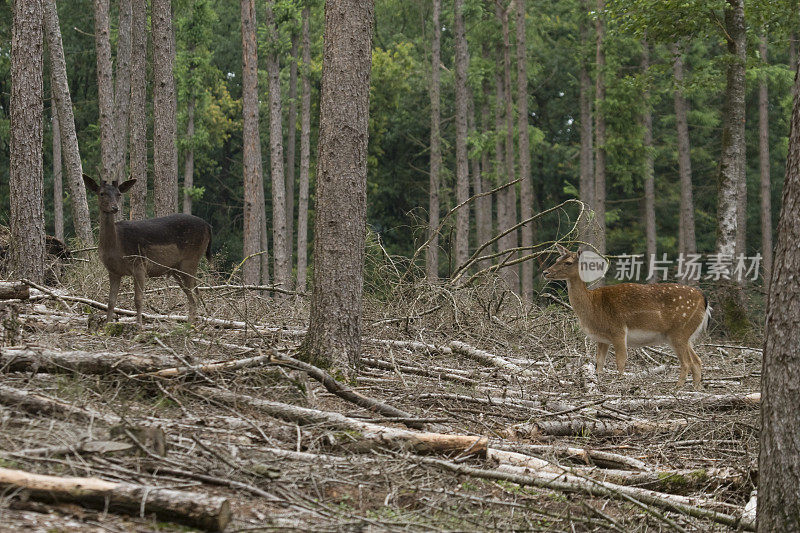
<box><xmin>565</xmin><ymin>275</ymin><xmax>594</xmax><ymax>322</ymax></box>
<box><xmin>98</xmin><ymin>211</ymin><xmax>120</xmax><ymax>261</ymax></box>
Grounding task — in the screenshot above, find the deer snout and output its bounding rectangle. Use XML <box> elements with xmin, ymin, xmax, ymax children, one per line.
<box><xmin>110</xmin><ymin>205</ymin><xmax>119</xmax><ymax>214</ymax></box>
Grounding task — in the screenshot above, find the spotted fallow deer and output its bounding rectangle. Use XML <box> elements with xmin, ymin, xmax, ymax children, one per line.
<box><xmin>83</xmin><ymin>175</ymin><xmax>212</xmax><ymax>327</ymax></box>
<box><xmin>542</xmin><ymin>244</ymin><xmax>710</xmax><ymax>390</ymax></box>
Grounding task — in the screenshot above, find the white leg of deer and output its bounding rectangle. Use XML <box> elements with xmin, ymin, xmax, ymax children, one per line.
<box><xmin>595</xmin><ymin>343</ymin><xmax>610</xmax><ymax>374</ymax></box>
<box><xmin>132</xmin><ymin>268</ymin><xmax>147</xmax><ymax>328</ymax></box>
<box><xmin>106</xmin><ymin>274</ymin><xmax>121</xmax><ymax>323</ymax></box>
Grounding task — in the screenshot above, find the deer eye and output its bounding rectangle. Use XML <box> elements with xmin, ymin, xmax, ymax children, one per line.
<box><xmin>564</xmin><ymin>260</ymin><xmax>574</xmax><ymax>265</ymax></box>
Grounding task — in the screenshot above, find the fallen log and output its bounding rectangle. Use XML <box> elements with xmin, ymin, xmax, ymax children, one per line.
<box><xmin>0</xmin><ymin>384</ymin><xmax>120</xmax><ymax>424</ymax></box>
<box><xmin>449</xmin><ymin>340</ymin><xmax>536</xmax><ymax>376</ymax></box>
<box><xmin>0</xmin><ymin>467</ymin><xmax>230</xmax><ymax>531</ymax></box>
<box><xmin>507</xmin><ymin>417</ymin><xmax>689</xmax><ymax>438</ymax></box>
<box><xmin>604</xmin><ymin>392</ymin><xmax>761</xmax><ymax>412</ymax></box>
<box><xmin>0</xmin><ymin>281</ymin><xmax>29</xmax><ymax>300</ymax></box>
<box><xmin>196</xmin><ymin>386</ymin><xmax>487</xmax><ymax>455</ymax></box>
<box><xmin>420</xmin><ymin>457</ymin><xmax>752</xmax><ymax>531</ymax></box>
<box><xmin>1</xmin><ymin>346</ymin><xmax>175</xmax><ymax>375</ymax></box>
<box><xmin>493</xmin><ymin>443</ymin><xmax>651</xmax><ymax>471</ymax></box>
<box><xmin>361</xmin><ymin>357</ymin><xmax>480</xmax><ymax>385</ymax></box>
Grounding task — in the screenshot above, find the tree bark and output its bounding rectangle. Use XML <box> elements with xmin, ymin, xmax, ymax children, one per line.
<box><xmin>300</xmin><ymin>0</ymin><xmax>373</xmax><ymax>369</ymax></box>
<box><xmin>260</xmin><ymin>209</ymin><xmax>270</xmax><ymax>285</ymax></box>
<box><xmin>42</xmin><ymin>0</ymin><xmax>92</xmax><ymax>243</ymax></box>
<box><xmin>517</xmin><ymin>0</ymin><xmax>533</xmax><ymax>300</ymax></box>
<box><xmin>10</xmin><ymin>0</ymin><xmax>46</xmax><ymax>283</ymax></box>
<box><xmin>500</xmin><ymin>4</ymin><xmax>519</xmax><ymax>293</ymax></box>
<box><xmin>52</xmin><ymin>100</ymin><xmax>64</xmax><ymax>242</ymax></box>
<box><xmin>152</xmin><ymin>0</ymin><xmax>178</xmax><ymax>216</ymax></box>
<box><xmin>112</xmin><ymin>0</ymin><xmax>132</xmax><ymax>190</ymax></box>
<box><xmin>265</xmin><ymin>1</ymin><xmax>289</xmax><ymax>291</ymax></box>
<box><xmin>468</xmin><ymin>89</ymin><xmax>487</xmax><ymax>260</ymax></box>
<box><xmin>93</xmin><ymin>0</ymin><xmax>115</xmax><ymax>186</ymax></box>
<box><xmin>296</xmin><ymin>7</ymin><xmax>311</xmax><ymax>293</ymax></box>
<box><xmin>578</xmin><ymin>0</ymin><xmax>594</xmax><ymax>245</ymax></box>
<box><xmin>240</xmin><ymin>0</ymin><xmax>266</xmax><ymax>285</ymax></box>
<box><xmin>594</xmin><ymin>0</ymin><xmax>607</xmax><ymax>257</ymax></box>
<box><xmin>479</xmin><ymin>45</ymin><xmax>494</xmax><ymax>264</ymax></box>
<box><xmin>717</xmin><ymin>0</ymin><xmax>746</xmax><ymax>259</ymax></box>
<box><xmin>642</xmin><ymin>39</ymin><xmax>656</xmax><ymax>283</ymax></box>
<box><xmin>427</xmin><ymin>0</ymin><xmax>442</xmax><ymax>281</ymax></box>
<box><xmin>672</xmin><ymin>43</ymin><xmax>697</xmax><ymax>257</ymax></box>
<box><xmin>128</xmin><ymin>0</ymin><xmax>148</xmax><ymax>219</ymax></box>
<box><xmin>286</xmin><ymin>34</ymin><xmax>298</xmax><ymax>272</ymax></box>
<box><xmin>182</xmin><ymin>97</ymin><xmax>195</xmax><ymax>214</ymax></box>
<box><xmin>758</xmin><ymin>41</ymin><xmax>800</xmax><ymax>532</ymax></box>
<box><xmin>0</xmin><ymin>467</ymin><xmax>231</xmax><ymax>532</ymax></box>
<box><xmin>759</xmin><ymin>33</ymin><xmax>772</xmax><ymax>287</ymax></box>
<box><xmin>453</xmin><ymin>0</ymin><xmax>470</xmax><ymax>270</ymax></box>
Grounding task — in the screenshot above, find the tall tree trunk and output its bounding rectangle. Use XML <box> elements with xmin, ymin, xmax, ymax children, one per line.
<box><xmin>300</xmin><ymin>0</ymin><xmax>374</xmax><ymax>370</ymax></box>
<box><xmin>578</xmin><ymin>0</ymin><xmax>594</xmax><ymax>246</ymax></box>
<box><xmin>152</xmin><ymin>0</ymin><xmax>178</xmax><ymax>216</ymax></box>
<box><xmin>453</xmin><ymin>0</ymin><xmax>470</xmax><ymax>271</ymax></box>
<box><xmin>759</xmin><ymin>33</ymin><xmax>773</xmax><ymax>287</ymax></box>
<box><xmin>128</xmin><ymin>0</ymin><xmax>148</xmax><ymax>219</ymax></box>
<box><xmin>43</xmin><ymin>0</ymin><xmax>92</xmax><ymax>243</ymax></box>
<box><xmin>52</xmin><ymin>101</ymin><xmax>64</xmax><ymax>242</ymax></box>
<box><xmin>10</xmin><ymin>0</ymin><xmax>46</xmax><ymax>282</ymax></box>
<box><xmin>240</xmin><ymin>0</ymin><xmax>266</xmax><ymax>285</ymax></box>
<box><xmin>494</xmin><ymin>56</ymin><xmax>517</xmax><ymax>291</ymax></box>
<box><xmin>500</xmin><ymin>4</ymin><xmax>519</xmax><ymax>294</ymax></box>
<box><xmin>182</xmin><ymin>97</ymin><xmax>195</xmax><ymax>214</ymax></box>
<box><xmin>517</xmin><ymin>0</ymin><xmax>533</xmax><ymax>300</ymax></box>
<box><xmin>93</xmin><ymin>0</ymin><xmax>115</xmax><ymax>185</ymax></box>
<box><xmin>594</xmin><ymin>0</ymin><xmax>607</xmax><ymax>257</ymax></box>
<box><xmin>717</xmin><ymin>0</ymin><xmax>746</xmax><ymax>259</ymax></box>
<box><xmin>286</xmin><ymin>34</ymin><xmax>298</xmax><ymax>273</ymax></box>
<box><xmin>642</xmin><ymin>38</ymin><xmax>656</xmax><ymax>283</ymax></box>
<box><xmin>671</xmin><ymin>43</ymin><xmax>697</xmax><ymax>257</ymax></box>
<box><xmin>427</xmin><ymin>0</ymin><xmax>442</xmax><ymax>281</ymax></box>
<box><xmin>479</xmin><ymin>47</ymin><xmax>494</xmax><ymax>265</ymax></box>
<box><xmin>468</xmin><ymin>90</ymin><xmax>487</xmax><ymax>259</ymax></box>
<box><xmin>112</xmin><ymin>0</ymin><xmax>132</xmax><ymax>189</ymax></box>
<box><xmin>265</xmin><ymin>0</ymin><xmax>289</xmax><ymax>291</ymax></box>
<box><xmin>758</xmin><ymin>47</ymin><xmax>800</xmax><ymax>533</ymax></box>
<box><xmin>260</xmin><ymin>211</ymin><xmax>270</xmax><ymax>285</ymax></box>
<box><xmin>296</xmin><ymin>6</ymin><xmax>311</xmax><ymax>293</ymax></box>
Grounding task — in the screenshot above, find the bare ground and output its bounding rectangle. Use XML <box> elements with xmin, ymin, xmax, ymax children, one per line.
<box><xmin>0</xmin><ymin>259</ymin><xmax>761</xmax><ymax>532</ymax></box>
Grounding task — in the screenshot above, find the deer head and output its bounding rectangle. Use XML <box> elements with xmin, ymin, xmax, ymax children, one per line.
<box><xmin>83</xmin><ymin>174</ymin><xmax>137</xmax><ymax>214</ymax></box>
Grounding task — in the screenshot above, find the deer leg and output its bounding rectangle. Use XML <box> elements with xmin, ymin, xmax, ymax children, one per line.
<box><xmin>612</xmin><ymin>336</ymin><xmax>628</xmax><ymax>374</ymax></box>
<box><xmin>670</xmin><ymin>339</ymin><xmax>691</xmax><ymax>389</ymax></box>
<box><xmin>688</xmin><ymin>345</ymin><xmax>703</xmax><ymax>390</ymax></box>
<box><xmin>106</xmin><ymin>274</ymin><xmax>121</xmax><ymax>323</ymax></box>
<box><xmin>132</xmin><ymin>268</ymin><xmax>147</xmax><ymax>328</ymax></box>
<box><xmin>176</xmin><ymin>272</ymin><xmax>197</xmax><ymax>323</ymax></box>
<box><xmin>595</xmin><ymin>343</ymin><xmax>610</xmax><ymax>374</ymax></box>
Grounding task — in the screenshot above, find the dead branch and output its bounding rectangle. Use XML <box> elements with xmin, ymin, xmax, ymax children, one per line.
<box><xmin>507</xmin><ymin>417</ymin><xmax>690</xmax><ymax>438</ymax></box>
<box><xmin>0</xmin><ymin>281</ymin><xmax>30</xmax><ymax>300</ymax></box>
<box><xmin>1</xmin><ymin>346</ymin><xmax>175</xmax><ymax>375</ymax></box>
<box><xmin>449</xmin><ymin>340</ymin><xmax>537</xmax><ymax>376</ymax></box>
<box><xmin>0</xmin><ymin>384</ymin><xmax>120</xmax><ymax>424</ymax></box>
<box><xmin>0</xmin><ymin>466</ymin><xmax>231</xmax><ymax>531</ymax></box>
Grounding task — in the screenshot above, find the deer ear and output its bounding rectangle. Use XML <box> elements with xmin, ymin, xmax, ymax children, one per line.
<box><xmin>83</xmin><ymin>174</ymin><xmax>100</xmax><ymax>193</ymax></box>
<box><xmin>118</xmin><ymin>179</ymin><xmax>137</xmax><ymax>193</ymax></box>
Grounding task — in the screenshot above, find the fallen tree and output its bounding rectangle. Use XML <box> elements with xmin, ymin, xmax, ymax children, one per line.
<box><xmin>0</xmin><ymin>467</ymin><xmax>231</xmax><ymax>531</ymax></box>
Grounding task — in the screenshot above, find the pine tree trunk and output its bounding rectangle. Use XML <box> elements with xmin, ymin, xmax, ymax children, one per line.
<box><xmin>759</xmin><ymin>33</ymin><xmax>773</xmax><ymax>287</ymax></box>
<box><xmin>152</xmin><ymin>0</ymin><xmax>178</xmax><ymax>216</ymax></box>
<box><xmin>260</xmin><ymin>211</ymin><xmax>270</xmax><ymax>285</ymax></box>
<box><xmin>427</xmin><ymin>0</ymin><xmax>442</xmax><ymax>281</ymax></box>
<box><xmin>300</xmin><ymin>0</ymin><xmax>373</xmax><ymax>370</ymax></box>
<box><xmin>517</xmin><ymin>0</ymin><xmax>533</xmax><ymax>300</ymax></box>
<box><xmin>10</xmin><ymin>0</ymin><xmax>46</xmax><ymax>283</ymax></box>
<box><xmin>43</xmin><ymin>0</ymin><xmax>92</xmax><ymax>243</ymax></box>
<box><xmin>717</xmin><ymin>0</ymin><xmax>746</xmax><ymax>259</ymax></box>
<box><xmin>500</xmin><ymin>4</ymin><xmax>519</xmax><ymax>294</ymax></box>
<box><xmin>594</xmin><ymin>0</ymin><xmax>607</xmax><ymax>257</ymax></box>
<box><xmin>479</xmin><ymin>49</ymin><xmax>493</xmax><ymax>265</ymax></box>
<box><xmin>240</xmin><ymin>0</ymin><xmax>266</xmax><ymax>285</ymax></box>
<box><xmin>757</xmin><ymin>47</ymin><xmax>800</xmax><ymax>532</ymax></box>
<box><xmin>671</xmin><ymin>43</ymin><xmax>697</xmax><ymax>256</ymax></box>
<box><xmin>112</xmin><ymin>0</ymin><xmax>132</xmax><ymax>189</ymax></box>
<box><xmin>93</xmin><ymin>0</ymin><xmax>115</xmax><ymax>185</ymax></box>
<box><xmin>52</xmin><ymin>103</ymin><xmax>64</xmax><ymax>242</ymax></box>
<box><xmin>296</xmin><ymin>6</ymin><xmax>311</xmax><ymax>293</ymax></box>
<box><xmin>265</xmin><ymin>1</ymin><xmax>289</xmax><ymax>291</ymax></box>
<box><xmin>453</xmin><ymin>0</ymin><xmax>470</xmax><ymax>271</ymax></box>
<box><xmin>642</xmin><ymin>38</ymin><xmax>656</xmax><ymax>283</ymax></box>
<box><xmin>468</xmin><ymin>90</ymin><xmax>486</xmax><ymax>260</ymax></box>
<box><xmin>286</xmin><ymin>35</ymin><xmax>298</xmax><ymax>273</ymax></box>
<box><xmin>128</xmin><ymin>0</ymin><xmax>148</xmax><ymax>219</ymax></box>
<box><xmin>578</xmin><ymin>0</ymin><xmax>594</xmax><ymax>246</ymax></box>
<box><xmin>183</xmin><ymin>97</ymin><xmax>195</xmax><ymax>214</ymax></box>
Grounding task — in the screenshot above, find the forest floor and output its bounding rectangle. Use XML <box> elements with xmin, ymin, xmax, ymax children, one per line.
<box><xmin>0</xmin><ymin>258</ymin><xmax>762</xmax><ymax>532</ymax></box>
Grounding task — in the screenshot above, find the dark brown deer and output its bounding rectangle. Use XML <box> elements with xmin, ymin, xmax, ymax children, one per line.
<box><xmin>83</xmin><ymin>175</ymin><xmax>212</xmax><ymax>327</ymax></box>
